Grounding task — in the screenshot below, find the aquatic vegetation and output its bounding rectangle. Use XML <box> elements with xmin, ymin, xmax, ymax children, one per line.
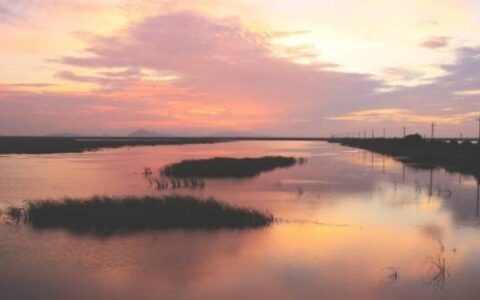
<box><xmin>161</xmin><ymin>156</ymin><xmax>298</xmax><ymax>178</ymax></box>
<box><xmin>419</xmin><ymin>223</ymin><xmax>456</xmax><ymax>291</ymax></box>
<box><xmin>422</xmin><ymin>254</ymin><xmax>450</xmax><ymax>290</ymax></box>
<box><xmin>143</xmin><ymin>169</ymin><xmax>206</xmax><ymax>190</ymax></box>
<box><xmin>9</xmin><ymin>195</ymin><xmax>273</xmax><ymax>234</ymax></box>
<box><xmin>7</xmin><ymin>207</ymin><xmax>23</xmax><ymax>223</ymax></box>
<box><xmin>142</xmin><ymin>167</ymin><xmax>153</xmax><ymax>176</ymax></box>
<box><xmin>382</xmin><ymin>267</ymin><xmax>399</xmax><ymax>285</ymax></box>
<box><xmin>296</xmin><ymin>185</ymin><xmax>304</xmax><ymax>197</ymax></box>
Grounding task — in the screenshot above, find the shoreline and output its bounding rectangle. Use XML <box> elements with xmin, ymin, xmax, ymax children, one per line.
<box><xmin>0</xmin><ymin>137</ymin><xmax>229</xmax><ymax>154</ymax></box>
<box><xmin>0</xmin><ymin>136</ymin><xmax>332</xmax><ymax>154</ymax></box>
<box><xmin>330</xmin><ymin>136</ymin><xmax>480</xmax><ymax>180</ymax></box>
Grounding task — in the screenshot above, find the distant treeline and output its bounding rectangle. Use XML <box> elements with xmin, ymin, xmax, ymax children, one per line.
<box><xmin>0</xmin><ymin>137</ymin><xmax>228</xmax><ymax>154</ymax></box>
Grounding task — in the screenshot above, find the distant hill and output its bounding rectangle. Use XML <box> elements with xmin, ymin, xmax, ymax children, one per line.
<box><xmin>127</xmin><ymin>129</ymin><xmax>171</xmax><ymax>137</ymax></box>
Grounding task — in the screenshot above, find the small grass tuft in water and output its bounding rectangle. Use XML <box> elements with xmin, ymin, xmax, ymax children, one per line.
<box><xmin>14</xmin><ymin>195</ymin><xmax>273</xmax><ymax>234</ymax></box>
<box><xmin>7</xmin><ymin>207</ymin><xmax>23</xmax><ymax>222</ymax></box>
<box><xmin>161</xmin><ymin>156</ymin><xmax>298</xmax><ymax>178</ymax></box>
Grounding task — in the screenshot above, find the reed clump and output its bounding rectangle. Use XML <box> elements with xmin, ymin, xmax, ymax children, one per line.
<box><xmin>161</xmin><ymin>156</ymin><xmax>297</xmax><ymax>178</ymax></box>
<box><xmin>12</xmin><ymin>195</ymin><xmax>273</xmax><ymax>234</ymax></box>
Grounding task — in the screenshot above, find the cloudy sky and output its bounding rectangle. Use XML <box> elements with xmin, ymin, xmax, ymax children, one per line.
<box><xmin>1</xmin><ymin>0</ymin><xmax>479</xmax><ymax>137</ymax></box>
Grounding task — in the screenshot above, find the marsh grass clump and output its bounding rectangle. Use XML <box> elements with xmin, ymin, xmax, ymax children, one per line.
<box><xmin>18</xmin><ymin>195</ymin><xmax>273</xmax><ymax>234</ymax></box>
<box><xmin>7</xmin><ymin>207</ymin><xmax>24</xmax><ymax>223</ymax></box>
<box><xmin>144</xmin><ymin>174</ymin><xmax>206</xmax><ymax>191</ymax></box>
<box><xmin>161</xmin><ymin>156</ymin><xmax>298</xmax><ymax>178</ymax></box>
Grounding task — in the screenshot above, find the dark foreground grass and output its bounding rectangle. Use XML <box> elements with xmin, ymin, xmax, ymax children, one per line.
<box><xmin>161</xmin><ymin>156</ymin><xmax>298</xmax><ymax>178</ymax></box>
<box><xmin>10</xmin><ymin>195</ymin><xmax>273</xmax><ymax>234</ymax></box>
<box><xmin>331</xmin><ymin>135</ymin><xmax>480</xmax><ymax>179</ymax></box>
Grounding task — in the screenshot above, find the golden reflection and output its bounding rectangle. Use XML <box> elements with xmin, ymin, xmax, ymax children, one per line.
<box><xmin>2</xmin><ymin>141</ymin><xmax>480</xmax><ymax>299</ymax></box>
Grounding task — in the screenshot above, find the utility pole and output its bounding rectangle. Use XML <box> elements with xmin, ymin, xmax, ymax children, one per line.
<box><xmin>430</xmin><ymin>122</ymin><xmax>435</xmax><ymax>141</ymax></box>
<box><xmin>372</xmin><ymin>129</ymin><xmax>374</xmax><ymax>139</ymax></box>
<box><xmin>383</xmin><ymin>128</ymin><xmax>386</xmax><ymax>139</ymax></box>
<box><xmin>403</xmin><ymin>126</ymin><xmax>406</xmax><ymax>138</ymax></box>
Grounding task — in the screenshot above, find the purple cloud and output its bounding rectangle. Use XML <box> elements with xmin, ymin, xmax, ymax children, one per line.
<box><xmin>420</xmin><ymin>36</ymin><xmax>449</xmax><ymax>49</ymax></box>
<box><xmin>2</xmin><ymin>11</ymin><xmax>479</xmax><ymax>137</ymax></box>
<box><xmin>327</xmin><ymin>46</ymin><xmax>480</xmax><ymax>136</ymax></box>
<box><xmin>56</xmin><ymin>11</ymin><xmax>381</xmax><ymax>133</ymax></box>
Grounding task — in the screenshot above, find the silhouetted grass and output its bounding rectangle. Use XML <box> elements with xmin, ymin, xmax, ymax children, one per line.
<box><xmin>12</xmin><ymin>195</ymin><xmax>273</xmax><ymax>234</ymax></box>
<box><xmin>7</xmin><ymin>207</ymin><xmax>23</xmax><ymax>222</ymax></box>
<box><xmin>330</xmin><ymin>135</ymin><xmax>480</xmax><ymax>179</ymax></box>
<box><xmin>161</xmin><ymin>156</ymin><xmax>298</xmax><ymax>178</ymax></box>
<box><xmin>0</xmin><ymin>137</ymin><xmax>228</xmax><ymax>154</ymax></box>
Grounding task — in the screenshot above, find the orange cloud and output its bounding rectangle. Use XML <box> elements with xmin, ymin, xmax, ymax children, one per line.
<box><xmin>2</xmin><ymin>2</ymin><xmax>480</xmax><ymax>136</ymax></box>
<box><xmin>328</xmin><ymin>108</ymin><xmax>480</xmax><ymax>125</ymax></box>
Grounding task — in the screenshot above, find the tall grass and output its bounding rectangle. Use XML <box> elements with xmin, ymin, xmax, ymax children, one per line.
<box><xmin>161</xmin><ymin>156</ymin><xmax>298</xmax><ymax>178</ymax></box>
<box><xmin>11</xmin><ymin>195</ymin><xmax>273</xmax><ymax>234</ymax></box>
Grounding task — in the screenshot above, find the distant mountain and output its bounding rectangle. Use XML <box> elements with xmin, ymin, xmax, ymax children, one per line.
<box><xmin>127</xmin><ymin>129</ymin><xmax>171</xmax><ymax>137</ymax></box>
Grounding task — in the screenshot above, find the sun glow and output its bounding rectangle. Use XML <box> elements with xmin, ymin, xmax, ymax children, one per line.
<box><xmin>1</xmin><ymin>0</ymin><xmax>480</xmax><ymax>135</ymax></box>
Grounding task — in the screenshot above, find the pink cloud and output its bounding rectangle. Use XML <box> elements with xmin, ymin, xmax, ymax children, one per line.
<box><xmin>60</xmin><ymin>12</ymin><xmax>379</xmax><ymax>103</ymax></box>
<box><xmin>52</xmin><ymin>11</ymin><xmax>380</xmax><ymax>134</ymax></box>
<box><xmin>3</xmin><ymin>11</ymin><xmax>478</xmax><ymax>136</ymax></box>
<box><xmin>420</xmin><ymin>36</ymin><xmax>449</xmax><ymax>49</ymax></box>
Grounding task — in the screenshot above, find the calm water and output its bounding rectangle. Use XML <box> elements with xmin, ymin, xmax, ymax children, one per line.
<box><xmin>1</xmin><ymin>141</ymin><xmax>479</xmax><ymax>300</ymax></box>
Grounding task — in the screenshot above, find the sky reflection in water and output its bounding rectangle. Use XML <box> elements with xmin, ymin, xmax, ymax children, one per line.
<box><xmin>0</xmin><ymin>141</ymin><xmax>479</xmax><ymax>299</ymax></box>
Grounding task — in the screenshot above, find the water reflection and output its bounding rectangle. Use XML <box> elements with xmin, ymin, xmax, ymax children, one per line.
<box><xmin>345</xmin><ymin>147</ymin><xmax>480</xmax><ymax>226</ymax></box>
<box><xmin>382</xmin><ymin>267</ymin><xmax>399</xmax><ymax>285</ymax></box>
<box><xmin>477</xmin><ymin>181</ymin><xmax>480</xmax><ymax>218</ymax></box>
<box><xmin>423</xmin><ymin>249</ymin><xmax>451</xmax><ymax>291</ymax></box>
<box><xmin>419</xmin><ymin>224</ymin><xmax>456</xmax><ymax>291</ymax></box>
<box><xmin>1</xmin><ymin>141</ymin><xmax>480</xmax><ymax>299</ymax></box>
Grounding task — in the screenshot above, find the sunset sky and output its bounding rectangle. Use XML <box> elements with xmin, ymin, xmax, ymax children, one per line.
<box><xmin>1</xmin><ymin>0</ymin><xmax>479</xmax><ymax>137</ymax></box>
